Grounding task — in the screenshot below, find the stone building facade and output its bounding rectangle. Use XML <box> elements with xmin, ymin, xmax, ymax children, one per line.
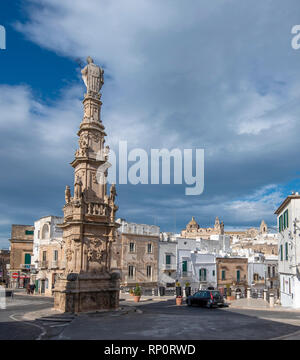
<box><xmin>9</xmin><ymin>225</ymin><xmax>34</xmax><ymax>288</ymax></box>
<box><xmin>216</xmin><ymin>257</ymin><xmax>248</xmax><ymax>295</ymax></box>
<box><xmin>0</xmin><ymin>249</ymin><xmax>10</xmax><ymax>285</ymax></box>
<box><xmin>113</xmin><ymin>219</ymin><xmax>160</xmax><ymax>289</ymax></box>
<box><xmin>181</xmin><ymin>216</ymin><xmax>224</xmax><ymax>239</ymax></box>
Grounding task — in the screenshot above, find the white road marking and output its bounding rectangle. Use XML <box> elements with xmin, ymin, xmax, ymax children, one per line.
<box><xmin>49</xmin><ymin>323</ymin><xmax>69</xmax><ymax>328</ymax></box>
<box><xmin>9</xmin><ymin>313</ymin><xmax>47</xmax><ymax>340</ymax></box>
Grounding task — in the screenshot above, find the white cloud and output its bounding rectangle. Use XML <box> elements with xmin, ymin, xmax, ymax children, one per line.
<box><xmin>2</xmin><ymin>0</ymin><xmax>300</xmax><ymax>236</ymax></box>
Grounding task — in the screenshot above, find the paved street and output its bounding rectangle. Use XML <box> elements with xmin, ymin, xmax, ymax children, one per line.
<box><xmin>0</xmin><ymin>293</ymin><xmax>54</xmax><ymax>340</ymax></box>
<box><xmin>2</xmin><ymin>293</ymin><xmax>300</xmax><ymax>340</ymax></box>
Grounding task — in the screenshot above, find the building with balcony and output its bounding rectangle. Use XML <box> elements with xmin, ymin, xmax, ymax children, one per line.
<box><xmin>8</xmin><ymin>224</ymin><xmax>34</xmax><ymax>288</ymax></box>
<box><xmin>112</xmin><ymin>219</ymin><xmax>160</xmax><ymax>289</ymax></box>
<box><xmin>275</xmin><ymin>192</ymin><xmax>300</xmax><ymax>308</ymax></box>
<box><xmin>158</xmin><ymin>232</ymin><xmax>177</xmax><ymax>287</ymax></box>
<box><xmin>31</xmin><ymin>216</ymin><xmax>64</xmax><ymax>295</ymax></box>
<box><xmin>216</xmin><ymin>256</ymin><xmax>248</xmax><ymax>296</ymax></box>
<box><xmin>176</xmin><ymin>233</ymin><xmax>231</xmax><ymax>288</ymax></box>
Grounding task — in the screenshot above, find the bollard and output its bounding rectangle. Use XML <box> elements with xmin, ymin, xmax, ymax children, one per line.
<box><xmin>263</xmin><ymin>289</ymin><xmax>268</xmax><ymax>301</ymax></box>
<box><xmin>247</xmin><ymin>288</ymin><xmax>251</xmax><ymax>299</ymax></box>
<box><xmin>269</xmin><ymin>293</ymin><xmax>274</xmax><ymax>307</ymax></box>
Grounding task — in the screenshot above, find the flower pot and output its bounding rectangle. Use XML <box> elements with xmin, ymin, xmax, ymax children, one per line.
<box><xmin>130</xmin><ymin>293</ymin><xmax>134</xmax><ymax>296</ymax></box>
<box><xmin>176</xmin><ymin>297</ymin><xmax>183</xmax><ymax>306</ymax></box>
<box><xmin>227</xmin><ymin>296</ymin><xmax>235</xmax><ymax>301</ymax></box>
<box><xmin>134</xmin><ymin>296</ymin><xmax>141</xmax><ymax>302</ymax></box>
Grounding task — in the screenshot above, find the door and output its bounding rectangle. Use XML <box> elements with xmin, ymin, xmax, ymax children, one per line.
<box><xmin>41</xmin><ymin>280</ymin><xmax>45</xmax><ymax>294</ymax></box>
<box><xmin>237</xmin><ymin>270</ymin><xmax>240</xmax><ymax>283</ymax></box>
<box><xmin>182</xmin><ymin>261</ymin><xmax>187</xmax><ymax>273</ymax></box>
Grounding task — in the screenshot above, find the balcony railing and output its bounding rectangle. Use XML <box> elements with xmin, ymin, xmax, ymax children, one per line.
<box><xmin>51</xmin><ymin>260</ymin><xmax>59</xmax><ymax>269</ymax></box>
<box><xmin>161</xmin><ymin>263</ymin><xmax>176</xmax><ymax>271</ymax></box>
<box><xmin>180</xmin><ymin>271</ymin><xmax>193</xmax><ymax>278</ymax></box>
<box><xmin>40</xmin><ymin>261</ymin><xmax>48</xmax><ymax>269</ymax></box>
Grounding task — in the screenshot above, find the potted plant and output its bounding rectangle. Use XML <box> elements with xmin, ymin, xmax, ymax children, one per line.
<box><xmin>129</xmin><ymin>288</ymin><xmax>134</xmax><ymax>296</ymax></box>
<box><xmin>185</xmin><ymin>282</ymin><xmax>191</xmax><ymax>297</ymax></box>
<box><xmin>133</xmin><ymin>284</ymin><xmax>141</xmax><ymax>302</ymax></box>
<box><xmin>176</xmin><ymin>295</ymin><xmax>183</xmax><ymax>305</ymax></box>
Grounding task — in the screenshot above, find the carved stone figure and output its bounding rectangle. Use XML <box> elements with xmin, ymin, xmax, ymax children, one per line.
<box><xmin>74</xmin><ymin>176</ymin><xmax>83</xmax><ymax>199</ymax></box>
<box><xmin>65</xmin><ymin>185</ymin><xmax>71</xmax><ymax>203</ymax></box>
<box><xmin>109</xmin><ymin>183</ymin><xmax>117</xmax><ymax>202</ymax></box>
<box><xmin>81</xmin><ymin>56</ymin><xmax>104</xmax><ymax>96</ymax></box>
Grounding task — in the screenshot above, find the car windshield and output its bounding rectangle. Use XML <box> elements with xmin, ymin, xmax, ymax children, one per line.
<box><xmin>211</xmin><ymin>291</ymin><xmax>220</xmax><ymax>296</ymax></box>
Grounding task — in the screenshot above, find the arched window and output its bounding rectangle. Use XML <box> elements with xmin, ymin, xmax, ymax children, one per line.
<box><xmin>41</xmin><ymin>224</ymin><xmax>49</xmax><ymax>239</ymax></box>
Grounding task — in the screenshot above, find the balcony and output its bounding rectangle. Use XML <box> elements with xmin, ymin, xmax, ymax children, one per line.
<box><xmin>20</xmin><ymin>264</ymin><xmax>34</xmax><ymax>270</ymax></box>
<box><xmin>161</xmin><ymin>263</ymin><xmax>177</xmax><ymax>271</ymax></box>
<box><xmin>51</xmin><ymin>260</ymin><xmax>59</xmax><ymax>269</ymax></box>
<box><xmin>40</xmin><ymin>261</ymin><xmax>48</xmax><ymax>269</ymax></box>
<box><xmin>180</xmin><ymin>271</ymin><xmax>193</xmax><ymax>278</ymax></box>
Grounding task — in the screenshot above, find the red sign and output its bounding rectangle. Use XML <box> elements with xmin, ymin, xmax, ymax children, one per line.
<box><xmin>12</xmin><ymin>273</ymin><xmax>18</xmax><ymax>279</ymax></box>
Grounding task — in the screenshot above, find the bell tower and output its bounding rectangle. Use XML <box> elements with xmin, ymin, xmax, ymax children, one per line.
<box><xmin>53</xmin><ymin>57</ymin><xmax>120</xmax><ymax>313</ymax></box>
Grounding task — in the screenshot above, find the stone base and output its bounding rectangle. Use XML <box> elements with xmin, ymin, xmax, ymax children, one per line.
<box><xmin>53</xmin><ymin>272</ymin><xmax>120</xmax><ymax>313</ymax></box>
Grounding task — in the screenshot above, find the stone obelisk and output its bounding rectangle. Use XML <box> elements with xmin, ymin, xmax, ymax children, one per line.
<box><xmin>53</xmin><ymin>57</ymin><xmax>120</xmax><ymax>313</ymax></box>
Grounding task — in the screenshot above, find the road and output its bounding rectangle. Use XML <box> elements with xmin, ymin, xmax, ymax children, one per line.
<box><xmin>57</xmin><ymin>299</ymin><xmax>300</xmax><ymax>340</ymax></box>
<box><xmin>0</xmin><ymin>292</ymin><xmax>53</xmax><ymax>340</ymax></box>
<box><xmin>1</xmin><ymin>295</ymin><xmax>300</xmax><ymax>340</ymax></box>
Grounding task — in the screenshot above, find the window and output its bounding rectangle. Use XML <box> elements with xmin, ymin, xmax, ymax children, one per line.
<box><xmin>128</xmin><ymin>265</ymin><xmax>135</xmax><ymax>279</ymax></box>
<box><xmin>199</xmin><ymin>268</ymin><xmax>207</xmax><ymax>281</ymax></box>
<box><xmin>212</xmin><ymin>270</ymin><xmax>215</xmax><ymax>277</ymax></box>
<box><xmin>284</xmin><ymin>210</ymin><xmax>289</xmax><ymax>229</ymax></box>
<box><xmin>166</xmin><ymin>254</ymin><xmax>171</xmax><ymax>265</ymax></box>
<box><xmin>279</xmin><ymin>210</ymin><xmax>289</xmax><ymax>232</ymax></box>
<box><xmin>289</xmin><ymin>278</ymin><xmax>291</xmax><ymax>294</ymax></box>
<box><xmin>236</xmin><ymin>270</ymin><xmax>240</xmax><ymax>282</ymax></box>
<box><xmin>24</xmin><ymin>253</ymin><xmax>31</xmax><ymax>265</ymax></box>
<box><xmin>272</xmin><ymin>266</ymin><xmax>276</xmax><ymax>278</ymax></box>
<box><xmin>147</xmin><ymin>243</ymin><xmax>152</xmax><ymax>253</ymax></box>
<box><xmin>129</xmin><ymin>243</ymin><xmax>135</xmax><ymax>252</ymax></box>
<box><xmin>285</xmin><ymin>242</ymin><xmax>288</xmax><ymax>261</ymax></box>
<box><xmin>42</xmin><ymin>251</ymin><xmax>47</xmax><ymax>261</ymax></box>
<box><xmin>280</xmin><ymin>245</ymin><xmax>283</xmax><ymax>261</ymax></box>
<box><xmin>41</xmin><ymin>224</ymin><xmax>49</xmax><ymax>239</ymax></box>
<box><xmin>25</xmin><ymin>230</ymin><xmax>34</xmax><ymax>235</ymax></box>
<box><xmin>147</xmin><ymin>265</ymin><xmax>152</xmax><ymax>278</ymax></box>
<box><xmin>53</xmin><ymin>250</ymin><xmax>58</xmax><ymax>261</ymax></box>
<box><xmin>221</xmin><ymin>270</ymin><xmax>226</xmax><ymax>280</ymax></box>
<box><xmin>182</xmin><ymin>261</ymin><xmax>187</xmax><ymax>272</ymax></box>
<box><xmin>268</xmin><ymin>266</ymin><xmax>271</xmax><ymax>278</ymax></box>
<box><xmin>279</xmin><ymin>215</ymin><xmax>282</xmax><ymax>232</ymax></box>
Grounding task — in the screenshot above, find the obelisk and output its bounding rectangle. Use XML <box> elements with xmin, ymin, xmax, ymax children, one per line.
<box><xmin>53</xmin><ymin>57</ymin><xmax>120</xmax><ymax>313</ymax></box>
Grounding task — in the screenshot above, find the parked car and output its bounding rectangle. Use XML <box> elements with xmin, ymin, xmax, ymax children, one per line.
<box><xmin>186</xmin><ymin>290</ymin><xmax>227</xmax><ymax>308</ymax></box>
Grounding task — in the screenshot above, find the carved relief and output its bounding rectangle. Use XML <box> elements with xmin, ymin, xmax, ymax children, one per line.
<box><xmin>87</xmin><ymin>238</ymin><xmax>107</xmax><ymax>267</ymax></box>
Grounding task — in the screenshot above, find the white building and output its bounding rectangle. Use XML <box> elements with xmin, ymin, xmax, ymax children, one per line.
<box><xmin>31</xmin><ymin>216</ymin><xmax>64</xmax><ymax>295</ymax></box>
<box><xmin>248</xmin><ymin>253</ymin><xmax>266</xmax><ymax>289</ymax></box>
<box><xmin>176</xmin><ymin>234</ymin><xmax>230</xmax><ymax>289</ymax></box>
<box><xmin>275</xmin><ymin>192</ymin><xmax>300</xmax><ymax>308</ymax></box>
<box><xmin>158</xmin><ymin>232</ymin><xmax>177</xmax><ymax>287</ymax></box>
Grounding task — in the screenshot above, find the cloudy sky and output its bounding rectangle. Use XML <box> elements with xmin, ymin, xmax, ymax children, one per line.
<box><xmin>1</xmin><ymin>0</ymin><xmax>300</xmax><ymax>247</ymax></box>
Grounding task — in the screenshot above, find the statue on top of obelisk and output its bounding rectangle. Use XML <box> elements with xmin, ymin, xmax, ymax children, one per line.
<box><xmin>81</xmin><ymin>56</ymin><xmax>104</xmax><ymax>97</ymax></box>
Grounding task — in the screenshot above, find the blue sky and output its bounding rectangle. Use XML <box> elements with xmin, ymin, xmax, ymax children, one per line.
<box><xmin>1</xmin><ymin>0</ymin><xmax>300</xmax><ymax>247</ymax></box>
